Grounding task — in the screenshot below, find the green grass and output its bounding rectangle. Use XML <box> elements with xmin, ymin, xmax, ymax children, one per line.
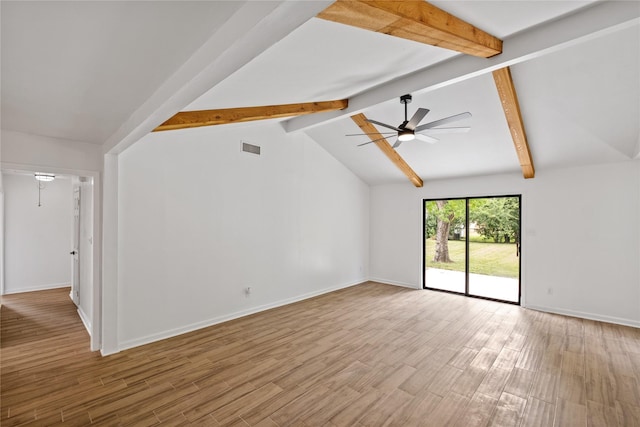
<box><xmin>425</xmin><ymin>239</ymin><xmax>519</xmax><ymax>278</ymax></box>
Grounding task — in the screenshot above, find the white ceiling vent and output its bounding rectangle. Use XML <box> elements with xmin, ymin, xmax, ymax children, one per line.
<box><xmin>241</xmin><ymin>141</ymin><xmax>261</xmax><ymax>155</ymax></box>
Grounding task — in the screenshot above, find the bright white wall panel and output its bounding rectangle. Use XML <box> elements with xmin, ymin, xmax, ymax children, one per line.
<box><xmin>117</xmin><ymin>122</ymin><xmax>369</xmax><ymax>349</ymax></box>
<box><xmin>523</xmin><ymin>162</ymin><xmax>640</xmax><ymax>325</ymax></box>
<box><xmin>370</xmin><ymin>161</ymin><xmax>640</xmax><ymax>327</ymax></box>
<box><xmin>1</xmin><ymin>129</ymin><xmax>102</xmax><ymax>172</ymax></box>
<box><xmin>3</xmin><ymin>173</ymin><xmax>73</xmax><ymax>293</ymax></box>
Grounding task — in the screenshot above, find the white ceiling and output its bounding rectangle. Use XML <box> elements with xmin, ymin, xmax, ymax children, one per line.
<box><xmin>306</xmin><ymin>20</ymin><xmax>639</xmax><ymax>184</ymax></box>
<box><xmin>2</xmin><ymin>0</ymin><xmax>639</xmax><ymax>185</ymax></box>
<box><xmin>186</xmin><ymin>0</ymin><xmax>599</xmax><ymax>110</ymax></box>
<box><xmin>185</xmin><ymin>17</ymin><xmax>459</xmax><ymax>111</ymax></box>
<box><xmin>0</xmin><ymin>1</ymin><xmax>244</xmax><ymax>144</ymax></box>
<box><xmin>512</xmin><ymin>24</ymin><xmax>640</xmax><ymax>169</ymax></box>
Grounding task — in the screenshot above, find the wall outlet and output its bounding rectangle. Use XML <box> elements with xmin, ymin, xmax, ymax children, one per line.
<box><xmin>547</xmin><ymin>287</ymin><xmax>553</xmax><ymax>295</ymax></box>
<box><xmin>244</xmin><ymin>287</ymin><xmax>252</xmax><ymax>297</ymax></box>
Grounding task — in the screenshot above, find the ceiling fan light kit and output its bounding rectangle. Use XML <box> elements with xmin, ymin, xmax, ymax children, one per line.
<box><xmin>398</xmin><ymin>129</ymin><xmax>415</xmax><ymax>141</ymax></box>
<box><xmin>348</xmin><ymin>94</ymin><xmax>471</xmax><ymax>148</ymax></box>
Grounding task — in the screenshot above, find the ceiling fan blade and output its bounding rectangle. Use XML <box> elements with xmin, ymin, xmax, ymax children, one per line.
<box><xmin>356</xmin><ymin>136</ymin><xmax>392</xmax><ymax>147</ymax></box>
<box><xmin>415</xmin><ymin>133</ymin><xmax>439</xmax><ymax>144</ymax></box>
<box><xmin>405</xmin><ymin>108</ymin><xmax>429</xmax><ymax>131</ymax></box>
<box><xmin>392</xmin><ymin>138</ymin><xmax>402</xmax><ymax>149</ymax></box>
<box><xmin>415</xmin><ymin>112</ymin><xmax>472</xmax><ymax>132</ymax></box>
<box><xmin>421</xmin><ymin>126</ymin><xmax>471</xmax><ymax>134</ymax></box>
<box><xmin>367</xmin><ymin>119</ymin><xmax>401</xmax><ymax>132</ymax></box>
<box><xmin>346</xmin><ymin>132</ymin><xmax>396</xmax><ymax>136</ymax></box>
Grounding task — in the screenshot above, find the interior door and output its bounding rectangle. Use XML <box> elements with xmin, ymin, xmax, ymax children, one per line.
<box><xmin>70</xmin><ymin>186</ymin><xmax>80</xmax><ymax>305</ymax></box>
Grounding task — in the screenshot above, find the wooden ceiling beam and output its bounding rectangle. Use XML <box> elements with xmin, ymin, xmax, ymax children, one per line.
<box><xmin>154</xmin><ymin>99</ymin><xmax>348</xmax><ymax>132</ymax></box>
<box><xmin>492</xmin><ymin>66</ymin><xmax>535</xmax><ymax>179</ymax></box>
<box><xmin>317</xmin><ymin>0</ymin><xmax>502</xmax><ymax>58</ymax></box>
<box><xmin>351</xmin><ymin>113</ymin><xmax>423</xmax><ymax>187</ymax></box>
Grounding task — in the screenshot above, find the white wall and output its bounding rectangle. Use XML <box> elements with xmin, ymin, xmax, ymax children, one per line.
<box><xmin>370</xmin><ymin>161</ymin><xmax>640</xmax><ymax>327</ymax></box>
<box><xmin>0</xmin><ymin>147</ymin><xmax>3</xmax><ymax>297</ymax></box>
<box><xmin>1</xmin><ymin>129</ymin><xmax>102</xmax><ymax>172</ymax></box>
<box><xmin>3</xmin><ymin>173</ymin><xmax>73</xmax><ymax>294</ymax></box>
<box><xmin>117</xmin><ymin>122</ymin><xmax>369</xmax><ymax>349</ymax></box>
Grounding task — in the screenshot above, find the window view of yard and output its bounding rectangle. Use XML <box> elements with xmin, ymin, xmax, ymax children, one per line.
<box><xmin>425</xmin><ymin>238</ymin><xmax>519</xmax><ymax>278</ymax></box>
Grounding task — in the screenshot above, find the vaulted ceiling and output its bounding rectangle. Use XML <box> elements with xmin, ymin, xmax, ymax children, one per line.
<box><xmin>2</xmin><ymin>1</ymin><xmax>639</xmax><ymax>185</ymax></box>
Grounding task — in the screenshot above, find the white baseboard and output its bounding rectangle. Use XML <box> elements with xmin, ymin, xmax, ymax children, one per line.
<box><xmin>369</xmin><ymin>277</ymin><xmax>421</xmax><ymax>290</ymax></box>
<box><xmin>117</xmin><ymin>278</ymin><xmax>367</xmax><ymax>353</ymax></box>
<box><xmin>3</xmin><ymin>282</ymin><xmax>70</xmax><ymax>295</ymax></box>
<box><xmin>524</xmin><ymin>304</ymin><xmax>640</xmax><ymax>329</ymax></box>
<box><xmin>77</xmin><ymin>307</ymin><xmax>92</xmax><ymax>336</ymax></box>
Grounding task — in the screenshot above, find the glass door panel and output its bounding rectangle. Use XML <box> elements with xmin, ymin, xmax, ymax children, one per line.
<box><xmin>424</xmin><ymin>199</ymin><xmax>466</xmax><ymax>294</ymax></box>
<box><xmin>468</xmin><ymin>196</ymin><xmax>520</xmax><ymax>303</ymax></box>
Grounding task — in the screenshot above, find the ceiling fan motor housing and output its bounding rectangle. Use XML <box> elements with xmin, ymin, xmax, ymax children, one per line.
<box><xmin>400</xmin><ymin>94</ymin><xmax>412</xmax><ymax>104</ymax></box>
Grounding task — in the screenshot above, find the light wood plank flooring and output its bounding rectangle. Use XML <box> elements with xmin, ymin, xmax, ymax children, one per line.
<box><xmin>2</xmin><ymin>283</ymin><xmax>639</xmax><ymax>426</ymax></box>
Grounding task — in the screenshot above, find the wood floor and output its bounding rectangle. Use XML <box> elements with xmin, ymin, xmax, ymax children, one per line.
<box><xmin>1</xmin><ymin>283</ymin><xmax>639</xmax><ymax>426</ymax></box>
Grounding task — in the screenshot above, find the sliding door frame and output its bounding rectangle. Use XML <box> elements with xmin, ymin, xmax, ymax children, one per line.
<box><xmin>422</xmin><ymin>194</ymin><xmax>522</xmax><ymax>305</ymax></box>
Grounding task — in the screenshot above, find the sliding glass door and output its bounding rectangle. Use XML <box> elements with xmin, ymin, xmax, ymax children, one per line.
<box><xmin>423</xmin><ymin>196</ymin><xmax>521</xmax><ymax>304</ymax></box>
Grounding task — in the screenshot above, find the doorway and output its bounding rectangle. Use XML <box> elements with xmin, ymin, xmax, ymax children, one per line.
<box><xmin>423</xmin><ymin>195</ymin><xmax>521</xmax><ymax>304</ymax></box>
<box><xmin>1</xmin><ymin>167</ymin><xmax>99</xmax><ymax>351</ymax></box>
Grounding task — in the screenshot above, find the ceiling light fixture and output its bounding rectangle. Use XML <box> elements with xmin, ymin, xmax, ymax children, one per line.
<box><xmin>397</xmin><ymin>129</ymin><xmax>415</xmax><ymax>142</ymax></box>
<box><xmin>35</xmin><ymin>173</ymin><xmax>55</xmax><ymax>182</ymax></box>
<box><xmin>34</xmin><ymin>173</ymin><xmax>55</xmax><ymax>207</ymax></box>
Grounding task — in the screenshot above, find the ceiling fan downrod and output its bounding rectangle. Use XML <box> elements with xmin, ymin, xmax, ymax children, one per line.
<box><xmin>400</xmin><ymin>94</ymin><xmax>412</xmax><ymax>128</ymax></box>
<box><xmin>399</xmin><ymin>94</ymin><xmax>414</xmax><ymax>139</ymax></box>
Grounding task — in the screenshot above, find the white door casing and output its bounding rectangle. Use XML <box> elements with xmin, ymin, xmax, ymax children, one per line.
<box><xmin>71</xmin><ymin>185</ymin><xmax>80</xmax><ymax>305</ymax></box>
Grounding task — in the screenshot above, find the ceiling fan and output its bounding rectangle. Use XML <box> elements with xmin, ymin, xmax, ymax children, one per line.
<box><xmin>348</xmin><ymin>94</ymin><xmax>471</xmax><ymax>148</ymax></box>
